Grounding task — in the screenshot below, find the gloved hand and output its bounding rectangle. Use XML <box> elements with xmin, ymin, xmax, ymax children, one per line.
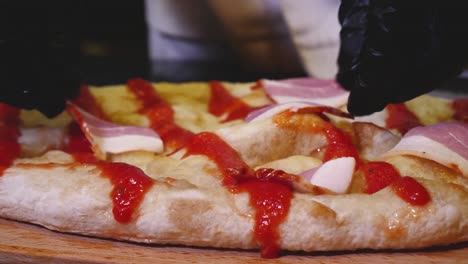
<box><xmin>0</xmin><ymin>1</ymin><xmax>80</xmax><ymax>117</ymax></box>
<box><xmin>337</xmin><ymin>0</ymin><xmax>468</xmax><ymax>116</ymax></box>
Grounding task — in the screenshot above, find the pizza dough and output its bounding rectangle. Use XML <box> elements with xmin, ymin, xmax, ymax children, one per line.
<box><xmin>0</xmin><ymin>78</ymin><xmax>466</xmax><ymax>258</ymax></box>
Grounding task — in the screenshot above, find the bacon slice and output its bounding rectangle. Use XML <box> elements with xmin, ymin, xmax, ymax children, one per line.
<box><xmin>260</xmin><ymin>78</ymin><xmax>349</xmax><ymax>108</ymax></box>
<box><xmin>68</xmin><ymin>104</ymin><xmax>163</xmax><ymax>158</ymax></box>
<box><xmin>383</xmin><ymin>122</ymin><xmax>468</xmax><ymax>176</ymax></box>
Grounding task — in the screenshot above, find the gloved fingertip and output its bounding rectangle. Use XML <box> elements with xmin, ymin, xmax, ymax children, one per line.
<box><xmin>37</xmin><ymin>100</ymin><xmax>67</xmax><ymax>118</ymax></box>
<box><xmin>347</xmin><ymin>91</ymin><xmax>387</xmax><ymax>116</ymax></box>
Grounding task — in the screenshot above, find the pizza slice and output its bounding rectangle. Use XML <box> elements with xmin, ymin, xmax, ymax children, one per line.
<box><xmin>0</xmin><ymin>78</ymin><xmax>466</xmax><ymax>258</ymax></box>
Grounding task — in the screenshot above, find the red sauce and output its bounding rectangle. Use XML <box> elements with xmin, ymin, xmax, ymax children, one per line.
<box><xmin>0</xmin><ymin>103</ymin><xmax>20</xmax><ymax>124</ymax></box>
<box><xmin>322</xmin><ymin>124</ymin><xmax>361</xmax><ymax>165</ymax></box>
<box><xmin>391</xmin><ymin>176</ymin><xmax>431</xmax><ymax>206</ymax></box>
<box><xmin>127</xmin><ymin>78</ymin><xmax>194</xmax><ymax>150</ymax></box>
<box><xmin>361</xmin><ymin>162</ymin><xmax>401</xmax><ymax>194</ymax></box>
<box><xmin>64</xmin><ymin>122</ymin><xmax>92</xmax><ymax>154</ymax></box>
<box><xmin>272</xmin><ymin>111</ymin><xmax>361</xmax><ymax>165</ymax></box>
<box><xmin>99</xmin><ymin>162</ymin><xmax>155</xmax><ymax>223</ymax></box>
<box><xmin>272</xmin><ymin>110</ymin><xmax>430</xmax><ymax>206</ymax></box>
<box><xmin>452</xmin><ymin>98</ymin><xmax>468</xmax><ymax>123</ymax></box>
<box><xmin>27</xmin><ymin>86</ymin><xmax>154</xmax><ymax>224</ymax></box>
<box><xmin>386</xmin><ymin>103</ymin><xmax>421</xmax><ymax>135</ymax></box>
<box><xmin>65</xmin><ymin>122</ymin><xmax>154</xmax><ymax>222</ymax></box>
<box><xmin>251</xmin><ymin>80</ymin><xmax>263</xmax><ymax>90</ymax></box>
<box><xmin>360</xmin><ymin>162</ymin><xmax>430</xmax><ymax>205</ymax></box>
<box><xmin>0</xmin><ymin>103</ymin><xmax>21</xmax><ymax>176</ymax></box>
<box><xmin>66</xmin><ymin>84</ymin><xmax>107</xmax><ymax>162</ymax></box>
<box><xmin>208</xmin><ymin>81</ymin><xmax>260</xmax><ymax>122</ymax></box>
<box><xmin>72</xmin><ymin>85</ymin><xmax>108</xmax><ymax>119</ymax></box>
<box><xmin>63</xmin><ymin>120</ymin><xmax>96</xmax><ymax>163</ymax></box>
<box><xmin>183</xmin><ymin>132</ymin><xmax>253</xmax><ymax>185</ymax></box>
<box><xmin>231</xmin><ymin>176</ymin><xmax>292</xmax><ymax>258</ymax></box>
<box><xmin>183</xmin><ymin>132</ymin><xmax>292</xmax><ymax>257</ymax></box>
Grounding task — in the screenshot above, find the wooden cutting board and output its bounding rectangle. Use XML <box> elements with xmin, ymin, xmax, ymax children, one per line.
<box><xmin>0</xmin><ymin>218</ymin><xmax>466</xmax><ymax>264</ymax></box>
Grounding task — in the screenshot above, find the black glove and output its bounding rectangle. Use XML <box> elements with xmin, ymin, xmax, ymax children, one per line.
<box><xmin>337</xmin><ymin>0</ymin><xmax>468</xmax><ymax>116</ymax></box>
<box><xmin>0</xmin><ymin>1</ymin><xmax>81</xmax><ymax>117</ymax></box>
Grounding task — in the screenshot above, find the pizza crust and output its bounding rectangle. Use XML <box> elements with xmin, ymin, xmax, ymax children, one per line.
<box><xmin>1</xmin><ymin>155</ymin><xmax>466</xmax><ymax>252</ymax></box>
<box><xmin>2</xmin><ymin>81</ymin><xmax>467</xmax><ymax>255</ymax></box>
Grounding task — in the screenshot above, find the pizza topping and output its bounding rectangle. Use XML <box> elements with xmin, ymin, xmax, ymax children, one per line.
<box><xmin>63</xmin><ymin>118</ymin><xmax>97</xmax><ymax>164</ymax></box>
<box><xmin>322</xmin><ymin>123</ymin><xmax>361</xmax><ymax>163</ymax></box>
<box><xmin>184</xmin><ymin>132</ymin><xmax>293</xmax><ymax>257</ymax></box>
<box><xmin>299</xmin><ymin>157</ymin><xmax>356</xmax><ymax>193</ymax></box>
<box><xmin>63</xmin><ymin>116</ymin><xmax>154</xmax><ymax>222</ymax></box>
<box><xmin>357</xmin><ymin>161</ymin><xmax>430</xmax><ymax>205</ymax></box>
<box><xmin>360</xmin><ymin>161</ymin><xmax>401</xmax><ymax>194</ymax></box>
<box><xmin>259</xmin><ymin>78</ymin><xmax>349</xmax><ymax>107</ymax></box>
<box><xmin>18</xmin><ymin>127</ymin><xmax>66</xmax><ymax>157</ymax></box>
<box><xmin>127</xmin><ymin>78</ymin><xmax>194</xmax><ymax>151</ymax></box>
<box><xmin>72</xmin><ymin>85</ymin><xmax>108</xmax><ymax>119</ymax></box>
<box><xmin>208</xmin><ymin>81</ymin><xmax>260</xmax><ymax>122</ymax></box>
<box><xmin>64</xmin><ymin>122</ymin><xmax>93</xmax><ymax>155</ymax></box>
<box><xmin>231</xmin><ymin>176</ymin><xmax>292</xmax><ymax>258</ymax></box>
<box><xmin>386</xmin><ymin>103</ymin><xmax>422</xmax><ymax>135</ymax></box>
<box><xmin>184</xmin><ymin>132</ymin><xmax>253</xmax><ymax>185</ymax></box>
<box><xmin>383</xmin><ymin>122</ymin><xmax>468</xmax><ymax>176</ymax></box>
<box><xmin>452</xmin><ymin>98</ymin><xmax>468</xmax><ymax>123</ymax></box>
<box><xmin>406</xmin><ymin>122</ymin><xmax>468</xmax><ymax>160</ymax></box>
<box><xmin>391</xmin><ymin>176</ymin><xmax>431</xmax><ymax>206</ymax></box>
<box><xmin>246</xmin><ymin>102</ymin><xmax>352</xmax><ymax>123</ymax></box>
<box><xmin>0</xmin><ymin>103</ymin><xmax>21</xmax><ymax>176</ymax></box>
<box><xmin>271</xmin><ymin>110</ymin><xmax>360</xmax><ymax>166</ymax></box>
<box><xmin>68</xmin><ymin>104</ymin><xmax>163</xmax><ymax>158</ymax></box>
<box><xmin>99</xmin><ymin>162</ymin><xmax>155</xmax><ymax>223</ymax></box>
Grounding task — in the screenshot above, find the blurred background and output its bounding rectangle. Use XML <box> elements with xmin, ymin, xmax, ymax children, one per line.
<box><xmin>80</xmin><ymin>0</ymin><xmax>340</xmax><ymax>84</ymax></box>
<box><xmin>79</xmin><ymin>0</ymin><xmax>149</xmax><ymax>85</ymax></box>
<box><xmin>2</xmin><ymin>0</ymin><xmax>465</xmax><ymax>97</ymax></box>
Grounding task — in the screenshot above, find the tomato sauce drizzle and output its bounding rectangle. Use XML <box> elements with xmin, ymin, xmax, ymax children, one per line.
<box><xmin>231</xmin><ymin>176</ymin><xmax>292</xmax><ymax>258</ymax></box>
<box><xmin>65</xmin><ymin>123</ymin><xmax>154</xmax><ymax>223</ymax></box>
<box><xmin>66</xmin><ymin>84</ymin><xmax>106</xmax><ymax>162</ymax></box>
<box><xmin>272</xmin><ymin>110</ymin><xmax>431</xmax><ymax>206</ymax></box>
<box><xmin>360</xmin><ymin>161</ymin><xmax>430</xmax><ymax>205</ymax></box>
<box><xmin>184</xmin><ymin>132</ymin><xmax>253</xmax><ymax>185</ymax></box>
<box><xmin>250</xmin><ymin>80</ymin><xmax>263</xmax><ymax>90</ymax></box>
<box><xmin>66</xmin><ymin>85</ymin><xmax>155</xmax><ymax>223</ymax></box>
<box><xmin>272</xmin><ymin>111</ymin><xmax>361</xmax><ymax>165</ymax></box>
<box><xmin>184</xmin><ymin>132</ymin><xmax>292</xmax><ymax>258</ymax></box>
<box><xmin>99</xmin><ymin>162</ymin><xmax>155</xmax><ymax>223</ymax></box>
<box><xmin>0</xmin><ymin>103</ymin><xmax>21</xmax><ymax>176</ymax></box>
<box><xmin>391</xmin><ymin>176</ymin><xmax>430</xmax><ymax>205</ymax></box>
<box><xmin>322</xmin><ymin>124</ymin><xmax>361</xmax><ymax>164</ymax></box>
<box><xmin>452</xmin><ymin>98</ymin><xmax>468</xmax><ymax>123</ymax></box>
<box><xmin>127</xmin><ymin>78</ymin><xmax>194</xmax><ymax>150</ymax></box>
<box><xmin>208</xmin><ymin>81</ymin><xmax>260</xmax><ymax>122</ymax></box>
<box><xmin>360</xmin><ymin>162</ymin><xmax>401</xmax><ymax>194</ymax></box>
<box><xmin>72</xmin><ymin>85</ymin><xmax>108</xmax><ymax>119</ymax></box>
<box><xmin>64</xmin><ymin>123</ymin><xmax>92</xmax><ymax>154</ymax></box>
<box><xmin>386</xmin><ymin>103</ymin><xmax>422</xmax><ymax>135</ymax></box>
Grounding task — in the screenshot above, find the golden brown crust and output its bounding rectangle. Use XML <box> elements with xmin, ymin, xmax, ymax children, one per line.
<box><xmin>2</xmin><ymin>81</ymin><xmax>467</xmax><ymax>255</ymax></box>
<box><xmin>0</xmin><ymin>152</ymin><xmax>466</xmax><ymax>252</ymax></box>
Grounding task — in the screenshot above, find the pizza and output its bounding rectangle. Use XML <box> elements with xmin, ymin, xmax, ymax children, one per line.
<box><xmin>0</xmin><ymin>77</ymin><xmax>467</xmax><ymax>258</ymax></box>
